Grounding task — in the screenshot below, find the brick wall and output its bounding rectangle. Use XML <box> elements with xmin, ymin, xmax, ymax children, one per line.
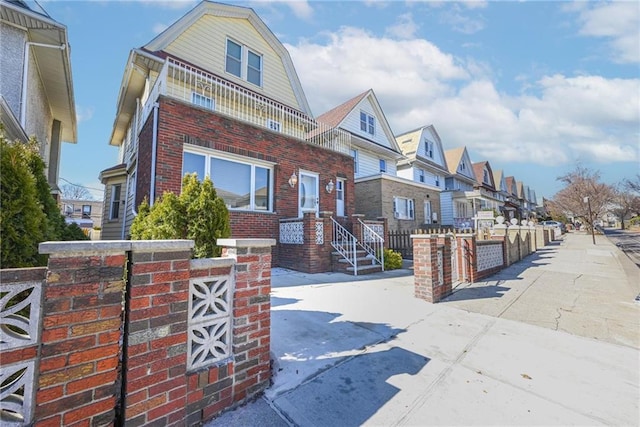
<box><xmin>137</xmin><ymin>97</ymin><xmax>354</xmax><ymax>230</ymax></box>
<box><xmin>0</xmin><ymin>239</ymin><xmax>274</xmax><ymax>425</ymax></box>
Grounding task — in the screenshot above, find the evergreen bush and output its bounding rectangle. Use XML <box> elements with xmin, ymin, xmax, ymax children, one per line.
<box><xmin>1</xmin><ymin>129</ymin><xmax>89</xmax><ymax>268</ymax></box>
<box><xmin>130</xmin><ymin>174</ymin><xmax>231</xmax><ymax>258</ymax></box>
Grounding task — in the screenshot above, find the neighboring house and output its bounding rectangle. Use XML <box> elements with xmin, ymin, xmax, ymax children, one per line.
<box><xmin>392</xmin><ymin>124</ymin><xmax>450</xmax><ymax>230</ymax></box>
<box><xmin>493</xmin><ymin>169</ymin><xmax>518</xmax><ymax>221</ymax></box>
<box><xmin>0</xmin><ymin>0</ymin><xmax>76</xmax><ymax>198</ymax></box>
<box><xmin>316</xmin><ymin>90</ymin><xmax>405</xmax><ymax>227</ymax></box>
<box><xmin>441</xmin><ymin>147</ymin><xmax>478</xmax><ymax>228</ymax></box>
<box><xmin>99</xmin><ymin>1</ymin><xmax>355</xmax><ymax>272</ymax></box>
<box><xmin>504</xmin><ymin>176</ymin><xmax>523</xmax><ymax>220</ymax></box>
<box><xmin>60</xmin><ymin>198</ymin><xmax>103</xmax><ymax>234</ymax></box>
<box><xmin>471</xmin><ymin>161</ymin><xmax>501</xmax><ymax>214</ymax></box>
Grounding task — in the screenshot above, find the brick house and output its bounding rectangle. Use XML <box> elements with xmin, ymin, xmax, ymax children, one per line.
<box><xmin>99</xmin><ymin>1</ymin><xmax>356</xmax><ymax>272</ymax></box>
<box><xmin>316</xmin><ymin>90</ymin><xmax>406</xmax><ymax>227</ymax></box>
<box><xmin>0</xmin><ymin>0</ymin><xmax>77</xmax><ymax>199</ymax></box>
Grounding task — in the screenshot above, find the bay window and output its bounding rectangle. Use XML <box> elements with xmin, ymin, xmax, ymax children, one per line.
<box><xmin>182</xmin><ymin>149</ymin><xmax>272</xmax><ymax>211</ymax></box>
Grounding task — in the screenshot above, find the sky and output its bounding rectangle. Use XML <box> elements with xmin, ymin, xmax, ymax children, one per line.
<box><xmin>42</xmin><ymin>0</ymin><xmax>639</xmax><ymax>201</ymax></box>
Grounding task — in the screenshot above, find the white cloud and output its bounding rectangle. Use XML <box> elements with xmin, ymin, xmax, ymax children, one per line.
<box><xmin>287</xmin><ymin>29</ymin><xmax>639</xmax><ymax>168</ymax></box>
<box><xmin>249</xmin><ymin>0</ymin><xmax>314</xmax><ymax>20</ymax></box>
<box><xmin>439</xmin><ymin>4</ymin><xmax>485</xmax><ymax>34</ymax></box>
<box><xmin>283</xmin><ymin>0</ymin><xmax>314</xmax><ymax>20</ymax></box>
<box><xmin>571</xmin><ymin>1</ymin><xmax>640</xmax><ymax>63</ymax></box>
<box><xmin>385</xmin><ymin>13</ymin><xmax>419</xmax><ymax>40</ymax></box>
<box><xmin>76</xmin><ymin>105</ymin><xmax>94</xmax><ymax>123</ymax></box>
<box><xmin>138</xmin><ymin>0</ymin><xmax>196</xmax><ymax>10</ymax></box>
<box><xmin>152</xmin><ymin>23</ymin><xmax>168</xmax><ymax>35</ymax></box>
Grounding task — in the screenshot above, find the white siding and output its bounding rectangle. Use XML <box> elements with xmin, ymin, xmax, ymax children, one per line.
<box><xmin>341</xmin><ymin>98</ymin><xmax>393</xmax><ymax>149</ymax></box>
<box><xmin>440</xmin><ymin>192</ymin><xmax>454</xmax><ymax>226</ymax></box>
<box><xmin>396</xmin><ymin>167</ymin><xmax>413</xmax><ymax>180</ymax></box>
<box><xmin>356</xmin><ymin>150</ymin><xmax>396</xmax><ymax>179</ymax></box>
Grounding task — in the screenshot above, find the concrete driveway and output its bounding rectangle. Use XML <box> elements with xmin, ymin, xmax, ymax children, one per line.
<box><xmin>208</xmin><ymin>232</ymin><xmax>639</xmax><ymax>426</ymax></box>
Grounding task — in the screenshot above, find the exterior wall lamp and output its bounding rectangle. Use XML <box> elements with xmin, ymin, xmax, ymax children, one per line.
<box><xmin>325</xmin><ymin>179</ymin><xmax>334</xmax><ymax>194</ymax></box>
<box><xmin>288</xmin><ymin>171</ymin><xmax>297</xmax><ymax>188</ymax></box>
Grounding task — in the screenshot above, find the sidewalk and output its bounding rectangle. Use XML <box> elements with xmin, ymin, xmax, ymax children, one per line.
<box><xmin>206</xmin><ymin>232</ymin><xmax>639</xmax><ymax>426</ymax></box>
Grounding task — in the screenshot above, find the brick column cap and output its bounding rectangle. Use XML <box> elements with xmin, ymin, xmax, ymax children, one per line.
<box><xmin>39</xmin><ymin>239</ymin><xmax>195</xmax><ymax>255</ymax></box>
<box><xmin>218</xmin><ymin>238</ymin><xmax>276</xmax><ymax>248</ymax></box>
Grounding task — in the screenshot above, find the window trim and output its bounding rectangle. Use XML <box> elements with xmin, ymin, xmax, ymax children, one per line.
<box><xmin>225</xmin><ymin>38</ymin><xmax>263</xmax><ymax>87</ymax></box>
<box><xmin>379</xmin><ymin>159</ymin><xmax>387</xmax><ymax>173</ymax></box>
<box><xmin>191</xmin><ymin>92</ymin><xmax>215</xmax><ymax>110</ymax></box>
<box><xmin>418</xmin><ymin>168</ymin><xmax>425</xmax><ymax>183</ymax></box>
<box><xmin>360</xmin><ymin>111</ymin><xmax>375</xmax><ymax>135</ymax></box>
<box><xmin>393</xmin><ymin>196</ymin><xmax>415</xmax><ymax>220</ymax></box>
<box><xmin>110</xmin><ymin>184</ymin><xmax>121</xmax><ymax>220</ymax></box>
<box><xmin>182</xmin><ymin>145</ymin><xmax>275</xmax><ymax>212</ymax></box>
<box><xmin>350</xmin><ymin>149</ymin><xmax>359</xmax><ymax>174</ymax></box>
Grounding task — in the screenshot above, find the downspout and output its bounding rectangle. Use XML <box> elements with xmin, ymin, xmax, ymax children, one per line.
<box><xmin>21</xmin><ymin>42</ymin><xmax>66</xmax><ymax>128</ymax></box>
<box><xmin>150</xmin><ymin>103</ymin><xmax>159</xmax><ymax>206</ymax></box>
<box><xmin>121</xmin><ymin>174</ymin><xmax>130</xmax><ymax>240</ymax></box>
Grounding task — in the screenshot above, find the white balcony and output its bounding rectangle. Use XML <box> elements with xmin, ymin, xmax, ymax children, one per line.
<box><xmin>135</xmin><ymin>58</ymin><xmax>350</xmax><ymax>156</ymax></box>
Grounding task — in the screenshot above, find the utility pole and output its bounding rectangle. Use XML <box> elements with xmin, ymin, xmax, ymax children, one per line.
<box><xmin>584</xmin><ymin>196</ymin><xmax>596</xmax><ymax>245</ymax></box>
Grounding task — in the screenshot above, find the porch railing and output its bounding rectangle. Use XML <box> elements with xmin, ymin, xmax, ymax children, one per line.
<box><xmin>134</xmin><ymin>58</ymin><xmax>351</xmax><ymax>155</ymax></box>
<box><xmin>331</xmin><ymin>217</ymin><xmax>358</xmax><ymax>275</ymax></box>
<box><xmin>358</xmin><ymin>219</ymin><xmax>384</xmax><ymax>270</ymax></box>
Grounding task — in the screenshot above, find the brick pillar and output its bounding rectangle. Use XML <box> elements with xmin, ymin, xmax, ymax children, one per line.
<box><xmin>123</xmin><ymin>240</ymin><xmax>194</xmax><ymax>426</ymax></box>
<box><xmin>351</xmin><ymin>214</ymin><xmax>365</xmax><ymax>242</ymax></box>
<box><xmin>36</xmin><ymin>241</ymin><xmax>129</xmax><ymax>427</ymax></box>
<box><xmin>412</xmin><ymin>235</ymin><xmax>443</xmax><ymax>303</ymax></box>
<box><xmin>217</xmin><ymin>239</ymin><xmax>275</xmax><ymax>410</ymax></box>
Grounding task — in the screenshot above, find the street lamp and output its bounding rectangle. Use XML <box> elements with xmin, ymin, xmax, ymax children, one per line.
<box><xmin>583</xmin><ymin>196</ymin><xmax>596</xmax><ymax>245</ymax></box>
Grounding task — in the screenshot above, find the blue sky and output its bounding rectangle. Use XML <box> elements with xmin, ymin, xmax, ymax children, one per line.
<box><xmin>45</xmin><ymin>0</ymin><xmax>639</xmax><ymax>201</ymax></box>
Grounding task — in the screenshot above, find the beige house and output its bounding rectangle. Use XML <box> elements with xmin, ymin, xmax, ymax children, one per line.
<box><xmin>60</xmin><ymin>198</ymin><xmax>103</xmax><ymax>236</ymax></box>
<box><xmin>0</xmin><ymin>0</ymin><xmax>76</xmax><ymax>197</ymax></box>
<box><xmin>441</xmin><ymin>147</ymin><xmax>478</xmax><ymax>228</ymax></box>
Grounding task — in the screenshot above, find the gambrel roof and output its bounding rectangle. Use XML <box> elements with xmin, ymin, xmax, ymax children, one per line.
<box><xmin>444</xmin><ymin>147</ymin><xmax>477</xmax><ymax>185</ymax></box>
<box><xmin>472</xmin><ymin>161</ymin><xmax>496</xmax><ymax>190</ymax></box>
<box><xmin>317</xmin><ymin>89</ymin><xmax>403</xmax><ymax>158</ymax></box>
<box><xmin>143</xmin><ymin>0</ymin><xmax>311</xmax><ymax>115</ymax></box>
<box><xmin>396</xmin><ymin>124</ymin><xmax>449</xmax><ymax>174</ymax></box>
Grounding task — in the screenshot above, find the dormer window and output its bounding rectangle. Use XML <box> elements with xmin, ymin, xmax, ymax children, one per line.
<box><xmin>360</xmin><ymin>112</ymin><xmax>375</xmax><ymax>135</ymax></box>
<box><xmin>483</xmin><ymin>170</ymin><xmax>490</xmax><ymax>184</ymax></box>
<box><xmin>226</xmin><ymin>39</ymin><xmax>262</xmax><ymax>87</ymax></box>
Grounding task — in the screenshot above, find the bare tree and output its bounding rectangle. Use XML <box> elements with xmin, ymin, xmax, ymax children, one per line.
<box><xmin>61</xmin><ymin>183</ymin><xmax>93</xmax><ymax>200</ymax></box>
<box><xmin>551</xmin><ymin>165</ymin><xmax>615</xmax><ymax>230</ymax></box>
<box><xmin>611</xmin><ymin>175</ymin><xmax>640</xmax><ymax>229</ymax></box>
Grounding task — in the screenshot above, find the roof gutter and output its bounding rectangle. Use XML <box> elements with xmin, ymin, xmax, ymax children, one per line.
<box><xmin>21</xmin><ymin>41</ymin><xmax>66</xmax><ymax>129</ymax></box>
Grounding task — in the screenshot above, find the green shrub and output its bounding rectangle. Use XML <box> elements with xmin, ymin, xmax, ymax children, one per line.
<box><xmin>383</xmin><ymin>248</ymin><xmax>403</xmax><ymax>270</ymax></box>
<box><xmin>130</xmin><ymin>174</ymin><xmax>231</xmax><ymax>258</ymax></box>
<box><xmin>0</xmin><ymin>129</ymin><xmax>88</xmax><ymax>268</ymax></box>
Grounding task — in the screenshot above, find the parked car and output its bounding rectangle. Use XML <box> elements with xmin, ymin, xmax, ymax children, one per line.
<box><xmin>541</xmin><ymin>220</ymin><xmax>567</xmax><ymax>233</ymax></box>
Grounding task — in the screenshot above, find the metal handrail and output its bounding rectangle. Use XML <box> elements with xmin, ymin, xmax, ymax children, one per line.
<box><xmin>358</xmin><ymin>219</ymin><xmax>385</xmax><ymax>270</ymax></box>
<box><xmin>331</xmin><ymin>217</ymin><xmax>358</xmax><ymax>275</ymax></box>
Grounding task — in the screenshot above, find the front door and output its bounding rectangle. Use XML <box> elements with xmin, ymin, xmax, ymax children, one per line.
<box><xmin>298</xmin><ymin>171</ymin><xmax>319</xmax><ymax>217</ymax></box>
<box><xmin>336</xmin><ymin>178</ymin><xmax>345</xmax><ymax>217</ymax></box>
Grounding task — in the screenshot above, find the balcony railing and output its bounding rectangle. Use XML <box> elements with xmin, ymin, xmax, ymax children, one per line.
<box><xmin>135</xmin><ymin>58</ymin><xmax>351</xmax><ymax>155</ymax></box>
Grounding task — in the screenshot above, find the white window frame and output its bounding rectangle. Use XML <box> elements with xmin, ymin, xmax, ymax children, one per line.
<box><xmin>110</xmin><ymin>184</ymin><xmax>121</xmax><ymax>220</ymax></box>
<box><xmin>266</xmin><ymin>119</ymin><xmax>281</xmax><ymax>132</ymax></box>
<box><xmin>225</xmin><ymin>38</ymin><xmax>263</xmax><ymax>87</ymax></box>
<box><xmin>191</xmin><ymin>92</ymin><xmax>214</xmax><ymax>110</ymax></box>
<box><xmin>350</xmin><ymin>149</ymin><xmax>359</xmax><ymax>174</ymax></box>
<box><xmin>182</xmin><ymin>146</ymin><xmax>274</xmax><ymax>212</ymax></box>
<box><xmin>360</xmin><ymin>111</ymin><xmax>375</xmax><ymax>135</ymax></box>
<box><xmin>393</xmin><ymin>197</ymin><xmax>414</xmax><ymax>220</ymax></box>
<box><xmin>424</xmin><ymin>200</ymin><xmax>432</xmax><ymax>224</ymax></box>
<box><xmin>379</xmin><ymin>159</ymin><xmax>387</xmax><ymax>173</ymax></box>
<box><xmin>418</xmin><ymin>168</ymin><xmax>425</xmax><ymax>183</ymax></box>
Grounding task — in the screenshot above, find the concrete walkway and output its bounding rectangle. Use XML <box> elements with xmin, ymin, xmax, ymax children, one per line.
<box><xmin>206</xmin><ymin>232</ymin><xmax>639</xmax><ymax>426</ymax></box>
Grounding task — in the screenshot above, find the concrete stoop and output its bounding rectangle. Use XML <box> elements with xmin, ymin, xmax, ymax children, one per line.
<box><xmin>331</xmin><ymin>250</ymin><xmax>383</xmax><ymax>275</ymax></box>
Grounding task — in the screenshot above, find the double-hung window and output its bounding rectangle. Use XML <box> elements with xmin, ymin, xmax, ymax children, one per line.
<box><xmin>418</xmin><ymin>169</ymin><xmax>425</xmax><ymax>183</ymax></box>
<box><xmin>182</xmin><ymin>149</ymin><xmax>272</xmax><ymax>211</ymax></box>
<box><xmin>360</xmin><ymin>112</ymin><xmax>375</xmax><ymax>135</ymax></box>
<box><xmin>226</xmin><ymin>39</ymin><xmax>262</xmax><ymax>87</ymax></box>
<box><xmin>350</xmin><ymin>149</ymin><xmax>359</xmax><ymax>174</ymax></box>
<box><xmin>379</xmin><ymin>159</ymin><xmax>387</xmax><ymax>173</ymax></box>
<box><xmin>393</xmin><ymin>197</ymin><xmax>414</xmax><ymax>220</ymax></box>
<box><xmin>110</xmin><ymin>185</ymin><xmax>121</xmax><ymax>220</ymax></box>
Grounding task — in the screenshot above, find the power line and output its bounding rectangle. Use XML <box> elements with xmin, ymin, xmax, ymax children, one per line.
<box><xmin>60</xmin><ymin>177</ymin><xmax>104</xmax><ymax>193</ymax></box>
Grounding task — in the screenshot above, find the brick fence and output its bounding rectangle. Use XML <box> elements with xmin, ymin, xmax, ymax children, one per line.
<box><xmin>412</xmin><ymin>225</ymin><xmax>554</xmax><ymax>303</ymax></box>
<box><xmin>0</xmin><ymin>238</ymin><xmax>274</xmax><ymax>426</ymax></box>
